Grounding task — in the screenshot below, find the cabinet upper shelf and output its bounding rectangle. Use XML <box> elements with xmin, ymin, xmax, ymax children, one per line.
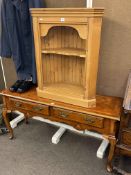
<box><xmin>42</xmin><ymin>48</ymin><xmax>86</xmax><ymax>58</ymax></box>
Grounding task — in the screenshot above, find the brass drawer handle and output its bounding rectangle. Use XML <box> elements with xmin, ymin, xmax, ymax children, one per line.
<box><xmin>85</xmin><ymin>117</ymin><xmax>95</xmax><ymax>124</ymax></box>
<box><xmin>60</xmin><ymin>112</ymin><xmax>69</xmax><ymax>118</ymax></box>
<box><xmin>15</xmin><ymin>102</ymin><xmax>22</xmax><ymax>107</ymax></box>
<box><xmin>33</xmin><ymin>106</ymin><xmax>44</xmax><ymax>111</ymax></box>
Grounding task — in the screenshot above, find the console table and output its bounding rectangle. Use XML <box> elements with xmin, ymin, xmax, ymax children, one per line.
<box><xmin>0</xmin><ymin>88</ymin><xmax>123</xmax><ymax>172</ymax></box>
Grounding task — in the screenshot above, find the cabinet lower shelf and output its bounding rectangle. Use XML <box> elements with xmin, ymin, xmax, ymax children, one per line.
<box><xmin>42</xmin><ymin>48</ymin><xmax>86</xmax><ymax>58</ymax></box>
<box><xmin>37</xmin><ymin>83</ymin><xmax>96</xmax><ymax>108</ymax></box>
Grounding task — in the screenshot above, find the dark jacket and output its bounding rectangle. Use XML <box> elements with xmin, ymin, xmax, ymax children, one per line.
<box><xmin>0</xmin><ymin>0</ymin><xmax>45</xmax><ymax>83</ymax></box>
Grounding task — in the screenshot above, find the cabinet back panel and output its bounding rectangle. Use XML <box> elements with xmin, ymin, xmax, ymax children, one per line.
<box><xmin>42</xmin><ymin>26</ymin><xmax>86</xmax><ymax>86</ymax></box>
<box><xmin>42</xmin><ymin>55</ymin><xmax>85</xmax><ymax>86</ymax></box>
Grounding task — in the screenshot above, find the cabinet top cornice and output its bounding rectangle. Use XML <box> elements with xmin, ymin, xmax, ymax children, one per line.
<box><xmin>30</xmin><ymin>8</ymin><xmax>104</xmax><ymax>17</ymax></box>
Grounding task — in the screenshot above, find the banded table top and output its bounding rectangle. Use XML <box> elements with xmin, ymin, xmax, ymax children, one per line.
<box><xmin>0</xmin><ymin>88</ymin><xmax>123</xmax><ymax>121</ymax></box>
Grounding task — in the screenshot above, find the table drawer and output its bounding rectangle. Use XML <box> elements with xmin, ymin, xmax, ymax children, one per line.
<box><xmin>52</xmin><ymin>107</ymin><xmax>104</xmax><ymax>129</ymax></box>
<box><xmin>38</xmin><ymin>17</ymin><xmax>88</xmax><ymax>23</ymax></box>
<box><xmin>121</xmin><ymin>129</ymin><xmax>131</xmax><ymax>146</ymax></box>
<box><xmin>9</xmin><ymin>98</ymin><xmax>49</xmax><ymax>116</ymax></box>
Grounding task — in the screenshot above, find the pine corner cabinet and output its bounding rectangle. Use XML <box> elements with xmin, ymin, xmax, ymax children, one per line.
<box><xmin>30</xmin><ymin>8</ymin><xmax>104</xmax><ymax>108</ymax></box>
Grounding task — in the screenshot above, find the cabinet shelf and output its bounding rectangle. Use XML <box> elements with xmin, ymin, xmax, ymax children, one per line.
<box><xmin>42</xmin><ymin>48</ymin><xmax>86</xmax><ymax>58</ymax></box>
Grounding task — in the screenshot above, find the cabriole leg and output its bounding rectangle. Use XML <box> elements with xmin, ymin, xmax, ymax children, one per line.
<box><xmin>2</xmin><ymin>109</ymin><xmax>14</xmax><ymax>139</ymax></box>
<box><xmin>107</xmin><ymin>136</ymin><xmax>117</xmax><ymax>172</ymax></box>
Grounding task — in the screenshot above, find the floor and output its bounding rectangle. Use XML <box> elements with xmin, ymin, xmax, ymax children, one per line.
<box><xmin>0</xmin><ymin>119</ymin><xmax>131</xmax><ymax>175</ymax></box>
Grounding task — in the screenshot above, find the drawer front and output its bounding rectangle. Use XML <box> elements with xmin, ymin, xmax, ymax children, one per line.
<box><xmin>38</xmin><ymin>17</ymin><xmax>88</xmax><ymax>23</ymax></box>
<box><xmin>9</xmin><ymin>98</ymin><xmax>49</xmax><ymax>116</ymax></box>
<box><xmin>122</xmin><ymin>130</ymin><xmax>131</xmax><ymax>146</ymax></box>
<box><xmin>52</xmin><ymin>107</ymin><xmax>104</xmax><ymax>128</ymax></box>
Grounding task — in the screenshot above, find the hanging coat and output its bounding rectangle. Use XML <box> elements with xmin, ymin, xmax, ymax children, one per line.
<box><xmin>0</xmin><ymin>0</ymin><xmax>45</xmax><ymax>83</ymax></box>
<box><xmin>0</xmin><ymin>0</ymin><xmax>12</xmax><ymax>58</ymax></box>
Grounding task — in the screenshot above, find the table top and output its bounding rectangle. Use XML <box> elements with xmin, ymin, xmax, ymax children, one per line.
<box><xmin>0</xmin><ymin>88</ymin><xmax>123</xmax><ymax>121</ymax></box>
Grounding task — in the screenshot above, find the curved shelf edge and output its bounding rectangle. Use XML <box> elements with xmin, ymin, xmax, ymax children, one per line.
<box><xmin>40</xmin><ymin>24</ymin><xmax>88</xmax><ymax>40</ymax></box>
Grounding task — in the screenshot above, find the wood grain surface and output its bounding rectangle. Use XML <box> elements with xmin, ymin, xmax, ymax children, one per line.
<box><xmin>0</xmin><ymin>88</ymin><xmax>123</xmax><ymax>121</ymax></box>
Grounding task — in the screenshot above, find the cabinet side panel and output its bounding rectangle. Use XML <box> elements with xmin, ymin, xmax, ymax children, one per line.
<box><xmin>32</xmin><ymin>17</ymin><xmax>43</xmax><ymax>89</ymax></box>
<box><xmin>85</xmin><ymin>18</ymin><xmax>103</xmax><ymax>99</ymax></box>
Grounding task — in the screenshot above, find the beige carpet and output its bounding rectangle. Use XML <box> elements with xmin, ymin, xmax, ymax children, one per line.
<box><xmin>0</xmin><ymin>119</ymin><xmax>130</xmax><ymax>175</ymax></box>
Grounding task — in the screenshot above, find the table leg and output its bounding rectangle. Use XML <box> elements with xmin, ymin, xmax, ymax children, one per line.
<box><xmin>107</xmin><ymin>136</ymin><xmax>117</xmax><ymax>172</ymax></box>
<box><xmin>2</xmin><ymin>109</ymin><xmax>14</xmax><ymax>139</ymax></box>
<box><xmin>25</xmin><ymin>113</ymin><xmax>30</xmax><ymax>124</ymax></box>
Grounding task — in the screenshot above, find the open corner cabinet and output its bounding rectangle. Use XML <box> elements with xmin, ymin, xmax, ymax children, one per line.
<box><xmin>31</xmin><ymin>8</ymin><xmax>104</xmax><ymax>108</ymax></box>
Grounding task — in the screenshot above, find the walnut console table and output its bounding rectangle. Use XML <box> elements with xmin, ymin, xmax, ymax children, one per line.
<box><xmin>0</xmin><ymin>88</ymin><xmax>123</xmax><ymax>172</ymax></box>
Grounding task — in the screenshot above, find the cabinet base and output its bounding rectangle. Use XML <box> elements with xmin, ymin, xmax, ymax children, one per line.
<box><xmin>37</xmin><ymin>86</ymin><xmax>96</xmax><ymax>108</ymax></box>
